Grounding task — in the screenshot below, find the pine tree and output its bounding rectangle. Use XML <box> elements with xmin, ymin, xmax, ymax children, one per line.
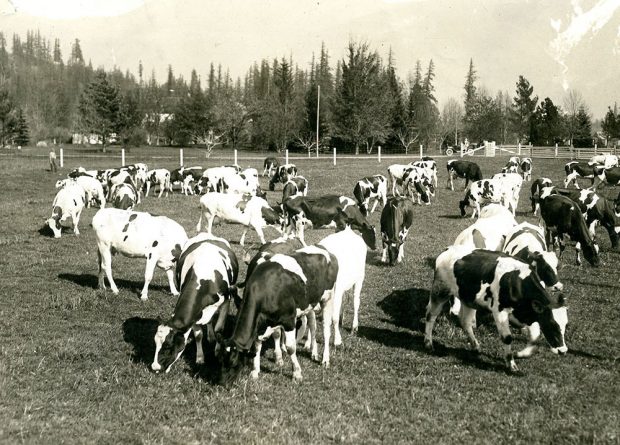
<box><xmin>511</xmin><ymin>75</ymin><xmax>538</xmax><ymax>143</ymax></box>
<box><xmin>601</xmin><ymin>105</ymin><xmax>619</xmax><ymax>146</ymax></box>
<box><xmin>463</xmin><ymin>59</ymin><xmax>477</xmax><ymax>117</ymax></box>
<box><xmin>573</xmin><ymin>106</ymin><xmax>593</xmax><ymax>148</ymax></box>
<box><xmin>78</xmin><ymin>71</ymin><xmax>122</xmax><ymax>151</ymax></box>
<box><xmin>69</xmin><ymin>39</ymin><xmax>84</xmax><ymax>65</ymax></box>
<box><xmin>14</xmin><ymin>107</ymin><xmax>29</xmax><ymax>146</ymax></box>
<box><xmin>53</xmin><ymin>38</ymin><xmax>62</xmax><ymax>65</ymax></box>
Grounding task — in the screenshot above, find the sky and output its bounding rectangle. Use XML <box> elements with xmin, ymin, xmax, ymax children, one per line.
<box><xmin>1</xmin><ymin>0</ymin><xmax>620</xmax><ymax>118</ymax></box>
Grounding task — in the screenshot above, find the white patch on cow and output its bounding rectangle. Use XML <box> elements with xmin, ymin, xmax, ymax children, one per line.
<box><xmin>319</xmin><ymin>221</ymin><xmax>337</xmax><ymax>229</ymax></box>
<box><xmin>269</xmin><ymin>254</ymin><xmax>307</xmax><ymax>282</ymax></box>
<box><xmin>339</xmin><ymin>196</ymin><xmax>356</xmax><ymax>210</ymax></box>
<box><xmin>195</xmin><ymin>294</ymin><xmax>226</xmax><ymax>325</ymax></box>
<box><xmin>550</xmin><ymin>306</ymin><xmax>568</xmax><ymax>354</ymax></box>
<box><xmin>165</xmin><ymin>330</ymin><xmax>192</xmax><ymax>373</ymax></box>
<box><xmin>580</xmin><ymin>190</ymin><xmax>599</xmax><ymax>209</ymax></box>
<box><xmin>299</xmin><ymin>245</ymin><xmax>331</xmax><ymax>262</ymax></box>
<box><xmin>474</xmin><ymin>282</ymin><xmax>492</xmax><ymax>307</ymax></box>
<box><xmin>151</xmin><ymin>325</ymin><xmax>172</xmax><ymax>371</ymax></box>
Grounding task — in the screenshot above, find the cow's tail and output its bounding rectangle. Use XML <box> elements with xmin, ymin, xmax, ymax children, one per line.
<box><xmin>353</xmin><ymin>183</ymin><xmax>368</xmax><ymax>216</ymax></box>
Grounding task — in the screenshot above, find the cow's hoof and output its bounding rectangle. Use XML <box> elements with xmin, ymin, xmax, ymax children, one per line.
<box><xmin>196</xmin><ymin>357</ymin><xmax>204</xmax><ymax>365</ymax></box>
<box><xmin>322</xmin><ymin>360</ymin><xmax>330</xmax><ymax>369</ymax></box>
<box><xmin>292</xmin><ymin>372</ymin><xmax>303</xmax><ymax>382</ymax></box>
<box><xmin>140</xmin><ymin>295</ymin><xmax>148</xmax><ymax>301</ymax></box>
<box><xmin>250</xmin><ymin>370</ymin><xmax>260</xmax><ymax>380</ymax></box>
<box><xmin>509</xmin><ymin>362</ymin><xmax>519</xmax><ymax>373</ymax></box>
<box><xmin>172</xmin><ymin>292</ymin><xmax>180</xmax><ymax>297</ymax></box>
<box><xmin>275</xmin><ymin>358</ymin><xmax>284</xmax><ymax>367</ymax></box>
<box><xmin>424</xmin><ymin>339</ymin><xmax>434</xmax><ymax>351</ymax></box>
<box><xmin>311</xmin><ymin>352</ymin><xmax>320</xmax><ymax>362</ymax></box>
<box><xmin>351</xmin><ymin>326</ymin><xmax>358</xmax><ymax>335</ymax></box>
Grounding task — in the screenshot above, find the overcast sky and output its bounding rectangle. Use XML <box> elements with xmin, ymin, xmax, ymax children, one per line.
<box><xmin>2</xmin><ymin>0</ymin><xmax>620</xmax><ymax>118</ymax></box>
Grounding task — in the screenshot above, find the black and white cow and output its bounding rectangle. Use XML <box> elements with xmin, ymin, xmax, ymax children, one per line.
<box><xmin>425</xmin><ymin>247</ymin><xmax>568</xmax><ymax>371</ymax></box>
<box><xmin>216</xmin><ymin>171</ymin><xmax>266</xmax><ymax>198</ymax></box>
<box><xmin>268</xmin><ymin>164</ymin><xmax>298</xmax><ymax>191</ymax></box>
<box><xmin>380</xmin><ymin>197</ymin><xmax>414</xmax><ymax>265</ymax></box>
<box><xmin>151</xmin><ymin>234</ymin><xmax>238</xmax><ymax>373</ymax></box>
<box><xmin>46</xmin><ymin>182</ymin><xmax>87</xmax><ymax>238</ymax></box>
<box><xmin>520</xmin><ymin>157</ymin><xmax>532</xmax><ymax>181</ymax></box>
<box><xmin>410</xmin><ymin>159</ymin><xmax>438</xmax><ymax>188</ymax></box>
<box><xmin>282</xmin><ymin>195</ymin><xmax>376</xmax><ymax>249</ymax></box>
<box><xmin>144</xmin><ymin>169</ymin><xmax>172</xmax><ymax>198</ymax></box>
<box><xmin>446</xmin><ymin>159</ymin><xmax>483</xmax><ymax>191</ymax></box>
<box><xmin>106</xmin><ymin>169</ymin><xmax>139</xmax><ymax>202</ymax></box>
<box><xmin>501</xmin><ymin>157</ymin><xmax>520</xmax><ymax>174</ymax></box>
<box><xmin>194</xmin><ymin>166</ymin><xmax>237</xmax><ymax>194</ymax></box>
<box><xmin>589</xmin><ymin>154</ymin><xmax>619</xmax><ymax>168</ymax></box>
<box><xmin>353</xmin><ymin>175</ymin><xmax>388</xmax><ymax>216</ymax></box>
<box><xmin>594</xmin><ymin>166</ymin><xmax>620</xmax><ymax>189</ymax></box>
<box><xmin>56</xmin><ymin>176</ymin><xmax>105</xmax><ymax>208</ymax></box>
<box><xmin>110</xmin><ymin>183</ymin><xmax>138</xmax><ymax>210</ymax></box>
<box><xmin>530</xmin><ymin>177</ymin><xmax>553</xmax><ymax>215</ymax></box>
<box><xmin>402</xmin><ymin>166</ymin><xmax>435</xmax><ymax>205</ymax></box>
<box><xmin>92</xmin><ymin>208</ymin><xmax>188</xmax><ymax>301</ymax></box>
<box><xmin>262</xmin><ymin>156</ymin><xmax>280</xmax><ymax>177</ymax></box>
<box><xmin>282</xmin><ymin>176</ymin><xmax>309</xmax><ymax>202</ymax></box>
<box><xmin>459</xmin><ymin>179</ymin><xmax>501</xmax><ymax>218</ymax></box>
<box><xmin>491</xmin><ymin>172</ymin><xmax>524</xmax><ymax>215</ymax></box>
<box><xmin>539</xmin><ymin>194</ymin><xmax>600</xmax><ymax>266</ymax></box>
<box><xmin>196</xmin><ymin>193</ymin><xmax>284</xmax><ymax>246</ymax></box>
<box><xmin>564</xmin><ymin>161</ymin><xmax>601</xmax><ymax>189</ymax></box>
<box><xmin>218</xmin><ymin>244</ymin><xmax>338</xmax><ymax>383</ymax></box>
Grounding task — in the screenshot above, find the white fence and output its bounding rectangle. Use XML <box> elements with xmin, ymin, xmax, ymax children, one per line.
<box><xmin>458</xmin><ymin>142</ymin><xmax>619</xmax><ymax>160</ymax></box>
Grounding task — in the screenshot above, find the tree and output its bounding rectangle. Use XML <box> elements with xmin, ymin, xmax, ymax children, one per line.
<box><xmin>601</xmin><ymin>105</ymin><xmax>619</xmax><ymax>146</ymax></box>
<box><xmin>0</xmin><ymin>87</ymin><xmax>18</xmax><ymax>146</ymax></box>
<box><xmin>78</xmin><ymin>71</ymin><xmax>122</xmax><ymax>151</ymax></box>
<box><xmin>438</xmin><ymin>98</ymin><xmax>463</xmax><ymax>150</ymax></box>
<box><xmin>531</xmin><ymin>97</ymin><xmax>562</xmax><ymax>146</ymax></box>
<box><xmin>69</xmin><ymin>38</ymin><xmax>84</xmax><ymax>65</ymax></box>
<box><xmin>563</xmin><ymin>89</ymin><xmax>585</xmax><ymax>146</ymax></box>
<box><xmin>52</xmin><ymin>38</ymin><xmax>62</xmax><ymax>65</ymax></box>
<box><xmin>511</xmin><ymin>75</ymin><xmax>538</xmax><ymax>143</ymax></box>
<box><xmin>573</xmin><ymin>106</ymin><xmax>593</xmax><ymax>148</ymax></box>
<box><xmin>463</xmin><ymin>59</ymin><xmax>477</xmax><ymax>119</ymax></box>
<box><xmin>14</xmin><ymin>107</ymin><xmax>29</xmax><ymax>145</ymax></box>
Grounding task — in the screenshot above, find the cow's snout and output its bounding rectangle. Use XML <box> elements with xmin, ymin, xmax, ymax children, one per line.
<box><xmin>151</xmin><ymin>362</ymin><xmax>161</xmax><ymax>372</ymax></box>
<box><xmin>551</xmin><ymin>282</ymin><xmax>564</xmax><ymax>292</ymax></box>
<box><xmin>551</xmin><ymin>345</ymin><xmax>568</xmax><ymax>355</ymax></box>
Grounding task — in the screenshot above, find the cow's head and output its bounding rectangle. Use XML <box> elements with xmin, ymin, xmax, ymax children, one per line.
<box><xmin>216</xmin><ymin>335</ymin><xmax>246</xmax><ymax>387</ymax></box>
<box><xmin>381</xmin><ymin>232</ymin><xmax>402</xmax><ymax>265</ymax></box>
<box><xmin>46</xmin><ymin>206</ymin><xmax>63</xmax><ymax>238</ymax></box>
<box><xmin>151</xmin><ymin>324</ymin><xmax>191</xmax><ymax>374</ymax></box>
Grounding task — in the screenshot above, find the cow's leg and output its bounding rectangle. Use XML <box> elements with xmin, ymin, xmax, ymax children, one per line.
<box><xmin>296</xmin><ymin>314</ymin><xmax>308</xmax><ymax>345</ymax></box>
<box><xmin>472</xmin><ymin>202</ymin><xmax>479</xmax><ymax>219</ymax></box>
<box><xmin>449</xmin><ymin>296</ymin><xmax>461</xmax><ymax>317</ymax></box>
<box><xmin>397</xmin><ymin>243</ymin><xmax>405</xmax><ymax>263</ymax></box>
<box><xmin>332</xmin><ymin>289</ymin><xmax>344</xmax><ymax>347</ymax></box>
<box><xmin>307</xmin><ymin>310</ymin><xmax>319</xmax><ymax>361</ymax></box>
<box><xmin>145</xmin><ymin>181</ymin><xmax>151</xmax><ymax>197</ymax></box>
<box><xmin>212</xmin><ymin>300</ymin><xmax>229</xmax><ymax>358</ymax></box>
<box><xmin>491</xmin><ymin>308</ymin><xmax>517</xmax><ymax>372</ymax></box>
<box><xmin>97</xmin><ymin>250</ymin><xmax>106</xmax><ymax>290</ymax></box>
<box><xmin>369</xmin><ymin>198</ymin><xmax>379</xmax><ymax>214</ymax></box>
<box><xmin>165</xmin><ymin>267</ymin><xmax>179</xmax><ymax>297</ymax></box>
<box><xmin>459</xmin><ymin>305</ymin><xmax>481</xmax><ymax>352</ymax></box>
<box><xmin>271</xmin><ymin>328</ymin><xmax>284</xmax><ymax>367</ymax></box>
<box><xmin>254</xmin><ymin>226</ymin><xmax>266</xmax><ymax>245</ymax></box>
<box><xmin>140</xmin><ymin>252</ymin><xmax>158</xmax><ymax>301</ymax></box>
<box><xmin>250</xmin><ymin>340</ymin><xmax>263</xmax><ymax>380</ymax></box>
<box><xmin>157</xmin><ymin>183</ymin><xmax>165</xmax><ymax>198</ymax></box>
<box><xmin>100</xmin><ymin>249</ymin><xmax>119</xmax><ymax>294</ymax></box>
<box><xmin>381</xmin><ymin>244</ymin><xmax>388</xmax><ymax>263</ymax></box>
<box><xmin>192</xmin><ymin>325</ymin><xmax>205</xmax><ymax>365</ymax></box>
<box><xmin>321</xmin><ymin>299</ymin><xmax>334</xmax><ymax>368</ymax></box>
<box><xmin>206</xmin><ymin>213</ymin><xmax>214</xmax><ymax>234</ymax></box>
<box><xmin>574</xmin><ymin>241</ymin><xmax>582</xmax><ymax>266</ymax></box>
<box><xmin>239</xmin><ymin>228</ymin><xmax>248</xmax><ymax>246</ymax></box>
<box><xmin>516</xmin><ymin>322</ymin><xmax>540</xmax><ymax>358</ymax></box>
<box><xmin>297</xmin><ymin>219</ymin><xmax>307</xmax><ymax>247</ymax></box>
<box><xmin>351</xmin><ymin>281</ymin><xmax>361</xmax><ymax>335</ymax></box>
<box><xmin>425</xmin><ymin>279</ymin><xmax>450</xmax><ymax>350</ymax></box>
<box><xmin>283</xmin><ymin>329</ymin><xmax>302</xmax><ymax>382</ymax></box>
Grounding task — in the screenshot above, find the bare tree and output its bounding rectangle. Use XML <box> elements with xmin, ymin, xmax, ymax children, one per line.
<box><xmin>563</xmin><ymin>89</ymin><xmax>585</xmax><ymax>146</ymax></box>
<box><xmin>395</xmin><ymin>126</ymin><xmax>419</xmax><ymax>153</ymax></box>
<box><xmin>203</xmin><ymin>129</ymin><xmax>223</xmax><ymax>158</ymax></box>
<box><xmin>438</xmin><ymin>98</ymin><xmax>463</xmax><ymax>149</ymax></box>
<box><xmin>294</xmin><ymin>131</ymin><xmax>317</xmax><ymax>156</ymax></box>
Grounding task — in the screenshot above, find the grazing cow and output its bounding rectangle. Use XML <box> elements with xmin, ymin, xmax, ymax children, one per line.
<box><xmin>564</xmin><ymin>161</ymin><xmax>601</xmax><ymax>189</ymax></box>
<box><xmin>282</xmin><ymin>195</ymin><xmax>376</xmax><ymax>249</ymax></box>
<box><xmin>594</xmin><ymin>166</ymin><xmax>620</xmax><ymax>189</ymax></box>
<box><xmin>151</xmin><ymin>234</ymin><xmax>238</xmax><ymax>373</ymax></box>
<box><xmin>269</xmin><ymin>164</ymin><xmax>298</xmax><ymax>191</ymax></box>
<box><xmin>56</xmin><ymin>176</ymin><xmax>105</xmax><ymax>208</ymax></box>
<box><xmin>589</xmin><ymin>154</ymin><xmax>619</xmax><ymax>169</ymax></box>
<box><xmin>353</xmin><ymin>175</ymin><xmax>388</xmax><ymax>216</ymax></box>
<box><xmin>282</xmin><ymin>176</ymin><xmax>309</xmax><ymax>202</ymax></box>
<box><xmin>453</xmin><ymin>208</ymin><xmax>517</xmax><ymax>251</ymax></box>
<box><xmin>144</xmin><ymin>169</ymin><xmax>172</xmax><ymax>198</ymax></box>
<box><xmin>402</xmin><ymin>166</ymin><xmax>435</xmax><ymax>204</ymax></box>
<box><xmin>501</xmin><ymin>156</ymin><xmax>520</xmax><ymax>174</ymax></box>
<box><xmin>219</xmin><ymin>244</ymin><xmax>338</xmax><ymax>382</ymax></box>
<box><xmin>180</xmin><ymin>166</ymin><xmax>204</xmax><ymax>195</ymax></box>
<box><xmin>530</xmin><ymin>177</ymin><xmax>553</xmax><ymax>215</ymax></box>
<box><xmin>68</xmin><ymin>166</ymin><xmax>99</xmax><ymax>179</ymax></box>
<box><xmin>240</xmin><ymin>168</ymin><xmax>259</xmax><ymax>190</ymax></box>
<box><xmin>46</xmin><ymin>183</ymin><xmax>86</xmax><ymax>238</ymax></box>
<box><xmin>446</xmin><ymin>160</ymin><xmax>483</xmax><ymax>191</ymax></box>
<box><xmin>491</xmin><ymin>172</ymin><xmax>524</xmax><ymax>215</ymax></box>
<box><xmin>380</xmin><ymin>197</ymin><xmax>415</xmax><ymax>265</ymax></box>
<box><xmin>425</xmin><ymin>247</ymin><xmax>568</xmax><ymax>371</ymax></box>
<box><xmin>520</xmin><ymin>157</ymin><xmax>532</xmax><ymax>181</ymax></box>
<box><xmin>263</xmin><ymin>156</ymin><xmax>280</xmax><ymax>177</ymax></box>
<box><xmin>92</xmin><ymin>208</ymin><xmax>188</xmax><ymax>301</ymax></box>
<box><xmin>194</xmin><ymin>166</ymin><xmax>235</xmax><ymax>194</ymax></box>
<box><xmin>386</xmin><ymin>164</ymin><xmax>411</xmax><ymax>196</ymax></box>
<box><xmin>410</xmin><ymin>159</ymin><xmax>438</xmax><ymax>188</ymax></box>
<box><xmin>539</xmin><ymin>194</ymin><xmax>600</xmax><ymax>266</ymax></box>
<box><xmin>110</xmin><ymin>183</ymin><xmax>138</xmax><ymax>210</ymax></box>
<box><xmin>106</xmin><ymin>170</ymin><xmax>138</xmax><ymax>202</ymax></box>
<box><xmin>242</xmin><ymin>237</ymin><xmax>305</xmax><ymax>289</ymax></box>
<box><xmin>196</xmin><ymin>193</ymin><xmax>284</xmax><ymax>246</ymax></box>
<box><xmin>216</xmin><ymin>172</ymin><xmax>265</xmax><ymax>198</ymax></box>
<box><xmin>459</xmin><ymin>179</ymin><xmax>501</xmax><ymax>218</ymax></box>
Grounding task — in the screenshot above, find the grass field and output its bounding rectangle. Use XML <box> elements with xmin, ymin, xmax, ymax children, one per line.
<box><xmin>0</xmin><ymin>151</ymin><xmax>619</xmax><ymax>444</ymax></box>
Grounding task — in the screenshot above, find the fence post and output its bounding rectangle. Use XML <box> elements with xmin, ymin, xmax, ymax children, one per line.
<box><xmin>378</xmin><ymin>145</ymin><xmax>382</xmax><ymax>163</ymax></box>
<box><xmin>121</xmin><ymin>148</ymin><xmax>125</xmax><ymax>166</ymax></box>
<box><xmin>594</xmin><ymin>144</ymin><xmax>597</xmax><ymax>155</ymax></box>
<box><xmin>59</xmin><ymin>148</ymin><xmax>64</xmax><ymax>168</ymax></box>
<box><xmin>529</xmin><ymin>143</ymin><xmax>533</xmax><ymax>157</ymax></box>
<box><xmin>419</xmin><ymin>144</ymin><xmax>423</xmax><ymax>159</ymax></box>
<box><xmin>460</xmin><ymin>143</ymin><xmax>464</xmax><ymax>158</ymax></box>
<box><xmin>285</xmin><ymin>149</ymin><xmax>289</xmax><ymax>165</ymax></box>
<box><xmin>234</xmin><ymin>149</ymin><xmax>238</xmax><ymax>166</ymax></box>
<box><xmin>179</xmin><ymin>148</ymin><xmax>184</xmax><ymax>167</ymax></box>
<box><xmin>518</xmin><ymin>143</ymin><xmax>521</xmax><ymax>156</ymax></box>
<box><xmin>555</xmin><ymin>143</ymin><xmax>558</xmax><ymax>158</ymax></box>
<box><xmin>333</xmin><ymin>147</ymin><xmax>336</xmax><ymax>166</ymax></box>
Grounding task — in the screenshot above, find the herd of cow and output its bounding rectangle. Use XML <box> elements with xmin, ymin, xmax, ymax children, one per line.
<box><xmin>44</xmin><ymin>152</ymin><xmax>620</xmax><ymax>382</ymax></box>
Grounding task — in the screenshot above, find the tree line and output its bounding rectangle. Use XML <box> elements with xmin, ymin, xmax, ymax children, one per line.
<box><xmin>0</xmin><ymin>29</ymin><xmax>609</xmax><ymax>152</ymax></box>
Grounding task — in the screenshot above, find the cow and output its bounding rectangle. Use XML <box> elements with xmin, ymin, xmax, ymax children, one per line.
<box><xmin>459</xmin><ymin>179</ymin><xmax>502</xmax><ymax>218</ymax></box>
<box><xmin>68</xmin><ymin>166</ymin><xmax>99</xmax><ymax>179</ymax></box>
<box><xmin>594</xmin><ymin>166</ymin><xmax>620</xmax><ymax>189</ymax></box>
<box><xmin>386</xmin><ymin>164</ymin><xmax>411</xmax><ymax>196</ymax></box>
<box><xmin>263</xmin><ymin>156</ymin><xmax>280</xmax><ymax>177</ymax></box>
<box><xmin>424</xmin><ymin>247</ymin><xmax>568</xmax><ymax>372</ymax></box>
<box><xmin>144</xmin><ymin>169</ymin><xmax>172</xmax><ymax>198</ymax></box>
<box><xmin>196</xmin><ymin>192</ymin><xmax>284</xmax><ymax>246</ymax></box>
<box><xmin>539</xmin><ymin>194</ymin><xmax>600</xmax><ymax>266</ymax></box>
<box><xmin>282</xmin><ymin>176</ymin><xmax>309</xmax><ymax>202</ymax></box>
<box><xmin>520</xmin><ymin>157</ymin><xmax>532</xmax><ymax>181</ymax></box>
<box><xmin>446</xmin><ymin>159</ymin><xmax>483</xmax><ymax>191</ymax></box>
<box><xmin>218</xmin><ymin>244</ymin><xmax>338</xmax><ymax>383</ymax></box>
<box><xmin>589</xmin><ymin>154</ymin><xmax>619</xmax><ymax>169</ymax></box>
<box><xmin>46</xmin><ymin>182</ymin><xmax>86</xmax><ymax>238</ymax></box>
<box><xmin>282</xmin><ymin>195</ymin><xmax>376</xmax><ymax>250</ymax></box>
<box><xmin>240</xmin><ymin>168</ymin><xmax>259</xmax><ymax>191</ymax></box>
<box><xmin>491</xmin><ymin>172</ymin><xmax>524</xmax><ymax>215</ymax></box>
<box><xmin>215</xmin><ymin>172</ymin><xmax>265</xmax><ymax>198</ymax></box>
<box><xmin>151</xmin><ymin>234</ymin><xmax>238</xmax><ymax>373</ymax></box>
<box><xmin>564</xmin><ymin>161</ymin><xmax>601</xmax><ymax>189</ymax></box>
<box><xmin>106</xmin><ymin>169</ymin><xmax>138</xmax><ymax>202</ymax></box>
<box><xmin>501</xmin><ymin>157</ymin><xmax>520</xmax><ymax>174</ymax></box>
<box><xmin>92</xmin><ymin>208</ymin><xmax>188</xmax><ymax>301</ymax></box>
<box><xmin>410</xmin><ymin>159</ymin><xmax>438</xmax><ymax>188</ymax></box>
<box><xmin>110</xmin><ymin>183</ymin><xmax>138</xmax><ymax>210</ymax></box>
<box><xmin>195</xmin><ymin>166</ymin><xmax>242</xmax><ymax>194</ymax></box>
<box><xmin>402</xmin><ymin>166</ymin><xmax>435</xmax><ymax>205</ymax></box>
<box><xmin>269</xmin><ymin>164</ymin><xmax>298</xmax><ymax>191</ymax></box>
<box><xmin>380</xmin><ymin>197</ymin><xmax>415</xmax><ymax>265</ymax></box>
<box><xmin>56</xmin><ymin>176</ymin><xmax>105</xmax><ymax>208</ymax></box>
<box><xmin>530</xmin><ymin>177</ymin><xmax>553</xmax><ymax>215</ymax></box>
<box><xmin>353</xmin><ymin>175</ymin><xmax>388</xmax><ymax>216</ymax></box>
<box><xmin>179</xmin><ymin>166</ymin><xmax>204</xmax><ymax>195</ymax></box>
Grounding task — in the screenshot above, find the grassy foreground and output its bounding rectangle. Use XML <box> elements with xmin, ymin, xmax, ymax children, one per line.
<box><xmin>0</xmin><ymin>152</ymin><xmax>618</xmax><ymax>444</ymax></box>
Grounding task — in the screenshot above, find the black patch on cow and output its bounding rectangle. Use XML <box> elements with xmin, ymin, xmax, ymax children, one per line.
<box><xmin>148</xmin><ymin>253</ymin><xmax>152</xmax><ymax>259</ymax></box>
<box><xmin>123</xmin><ymin>235</ymin><xmax>128</xmax><ymax>242</ymax></box>
<box><xmin>122</xmin><ymin>223</ymin><xmax>130</xmax><ymax>233</ymax></box>
<box><xmin>152</xmin><ymin>240</ymin><xmax>159</xmax><ymax>247</ymax></box>
<box><xmin>129</xmin><ymin>213</ymin><xmax>138</xmax><ymax>222</ymax></box>
<box><xmin>453</xmin><ymin>251</ymin><xmax>499</xmax><ymax>305</ymax></box>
